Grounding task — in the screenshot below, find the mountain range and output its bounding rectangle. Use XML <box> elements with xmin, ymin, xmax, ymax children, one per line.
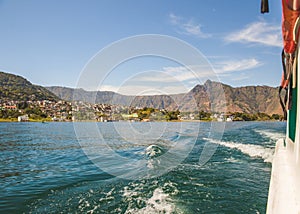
<box><xmin>46</xmin><ymin>81</ymin><xmax>282</xmax><ymax>115</ymax></box>
<box><xmin>0</xmin><ymin>71</ymin><xmax>282</xmax><ymax>115</ymax></box>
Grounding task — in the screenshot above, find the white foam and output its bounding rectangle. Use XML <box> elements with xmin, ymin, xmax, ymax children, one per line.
<box><xmin>205</xmin><ymin>138</ymin><xmax>274</xmax><ymax>163</ymax></box>
<box><xmin>97</xmin><ymin>187</ymin><xmax>116</xmax><ymax>203</ymax></box>
<box><xmin>123</xmin><ymin>186</ymin><xmax>139</xmax><ymax>198</ymax></box>
<box><xmin>123</xmin><ymin>182</ymin><xmax>182</xmax><ymax>214</ymax></box>
<box><xmin>145</xmin><ymin>144</ymin><xmax>162</xmax><ymax>158</ymax></box>
<box><xmin>140</xmin><ymin>188</ymin><xmax>174</xmax><ymax>214</ymax></box>
<box><xmin>254</xmin><ymin>129</ymin><xmax>285</xmax><ymax>142</ymax></box>
<box><xmin>224</xmin><ymin>157</ymin><xmax>240</xmax><ymax>163</ymax></box>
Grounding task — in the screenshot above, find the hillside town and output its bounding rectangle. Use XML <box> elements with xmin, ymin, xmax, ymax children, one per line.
<box><xmin>0</xmin><ymin>99</ymin><xmax>282</xmax><ymax>122</ymax></box>
<box><xmin>0</xmin><ymin>100</ymin><xmax>180</xmax><ymax>122</ymax></box>
<box><xmin>0</xmin><ymin>71</ymin><xmax>285</xmax><ymax>122</ymax></box>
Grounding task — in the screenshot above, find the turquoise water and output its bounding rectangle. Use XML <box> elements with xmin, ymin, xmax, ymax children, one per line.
<box><xmin>0</xmin><ymin>122</ymin><xmax>285</xmax><ymax>213</ymax></box>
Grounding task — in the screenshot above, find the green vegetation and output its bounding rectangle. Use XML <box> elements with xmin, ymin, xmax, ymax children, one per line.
<box><xmin>0</xmin><ymin>118</ymin><xmax>18</xmax><ymax>122</ymax></box>
<box><xmin>164</xmin><ymin>110</ymin><xmax>180</xmax><ymax>121</ymax></box>
<box><xmin>0</xmin><ymin>71</ymin><xmax>58</xmax><ymax>102</ymax></box>
<box><xmin>0</xmin><ymin>109</ymin><xmax>22</xmax><ymax>119</ymax></box>
<box><xmin>24</xmin><ymin>107</ymin><xmax>48</xmax><ymax>119</ymax></box>
<box><xmin>230</xmin><ymin>112</ymin><xmax>283</xmax><ymax>121</ymax></box>
<box><xmin>0</xmin><ymin>107</ymin><xmax>52</xmax><ymax>121</ymax></box>
<box><xmin>136</xmin><ymin>107</ymin><xmax>155</xmax><ymax>120</ymax></box>
<box><xmin>132</xmin><ymin>107</ymin><xmax>180</xmax><ymax>121</ymax></box>
<box><xmin>197</xmin><ymin>111</ymin><xmax>212</xmax><ymax>121</ymax></box>
<box><xmin>73</xmin><ymin>110</ymin><xmax>95</xmax><ymax>121</ymax></box>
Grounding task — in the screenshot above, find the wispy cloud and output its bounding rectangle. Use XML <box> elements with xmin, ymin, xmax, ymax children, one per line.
<box><xmin>163</xmin><ymin>58</ymin><xmax>261</xmax><ymax>79</ymax></box>
<box><xmin>99</xmin><ymin>83</ymin><xmax>189</xmax><ymax>96</ymax></box>
<box><xmin>214</xmin><ymin>58</ymin><xmax>262</xmax><ymax>74</ymax></box>
<box><xmin>169</xmin><ymin>13</ymin><xmax>211</xmax><ymax>38</ymax></box>
<box><xmin>122</xmin><ymin>67</ymin><xmax>213</xmax><ymax>84</ymax></box>
<box><xmin>99</xmin><ymin>70</ymin><xmax>192</xmax><ymax>95</ymax></box>
<box><xmin>98</xmin><ymin>84</ymin><xmax>120</xmax><ymax>92</ymax></box>
<box><xmin>163</xmin><ymin>66</ymin><xmax>208</xmax><ymax>81</ymax></box>
<box><xmin>98</xmin><ymin>58</ymin><xmax>261</xmax><ymax>95</ymax></box>
<box><xmin>225</xmin><ymin>20</ymin><xmax>282</xmax><ymax>47</ymax></box>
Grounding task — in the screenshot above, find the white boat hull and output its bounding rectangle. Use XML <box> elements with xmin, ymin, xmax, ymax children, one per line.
<box><xmin>267</xmin><ymin>138</ymin><xmax>300</xmax><ymax>214</ymax></box>
<box><xmin>267</xmin><ymin>36</ymin><xmax>300</xmax><ymax>213</ymax></box>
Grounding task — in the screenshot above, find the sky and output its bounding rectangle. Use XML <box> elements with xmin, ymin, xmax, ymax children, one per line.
<box><xmin>0</xmin><ymin>0</ymin><xmax>284</xmax><ymax>95</ymax></box>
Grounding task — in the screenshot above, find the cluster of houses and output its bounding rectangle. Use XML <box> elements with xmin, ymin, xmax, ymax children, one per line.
<box><xmin>179</xmin><ymin>112</ymin><xmax>233</xmax><ymax>122</ymax></box>
<box><xmin>0</xmin><ymin>100</ymin><xmax>141</xmax><ymax>122</ymax></box>
<box><xmin>0</xmin><ymin>99</ymin><xmax>235</xmax><ymax>122</ymax></box>
<box><xmin>0</xmin><ymin>100</ymin><xmax>72</xmax><ymax>121</ymax></box>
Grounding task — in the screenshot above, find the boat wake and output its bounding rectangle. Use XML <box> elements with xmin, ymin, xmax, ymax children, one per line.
<box><xmin>205</xmin><ymin>138</ymin><xmax>274</xmax><ymax>163</ymax></box>
<box><xmin>123</xmin><ymin>181</ymin><xmax>182</xmax><ymax>214</ymax></box>
<box><xmin>144</xmin><ymin>144</ymin><xmax>166</xmax><ymax>169</ymax></box>
<box><xmin>254</xmin><ymin>129</ymin><xmax>285</xmax><ymax>142</ymax></box>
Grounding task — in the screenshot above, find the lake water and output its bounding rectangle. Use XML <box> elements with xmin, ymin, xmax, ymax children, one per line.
<box><xmin>0</xmin><ymin>121</ymin><xmax>285</xmax><ymax>213</ymax></box>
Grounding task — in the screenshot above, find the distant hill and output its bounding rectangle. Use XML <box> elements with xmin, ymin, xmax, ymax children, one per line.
<box><xmin>47</xmin><ymin>80</ymin><xmax>282</xmax><ymax>115</ymax></box>
<box><xmin>0</xmin><ymin>71</ymin><xmax>59</xmax><ymax>102</ymax></box>
<box><xmin>45</xmin><ymin>86</ymin><xmax>129</xmax><ymax>105</ymax></box>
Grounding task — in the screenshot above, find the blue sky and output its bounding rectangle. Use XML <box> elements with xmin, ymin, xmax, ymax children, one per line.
<box><xmin>0</xmin><ymin>0</ymin><xmax>283</xmax><ymax>95</ymax></box>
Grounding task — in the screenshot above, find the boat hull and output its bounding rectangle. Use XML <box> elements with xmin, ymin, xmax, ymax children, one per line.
<box><xmin>267</xmin><ymin>30</ymin><xmax>300</xmax><ymax>213</ymax></box>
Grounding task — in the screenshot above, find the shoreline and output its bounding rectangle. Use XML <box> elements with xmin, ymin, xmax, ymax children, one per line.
<box><xmin>0</xmin><ymin>119</ymin><xmax>283</xmax><ymax>123</ymax></box>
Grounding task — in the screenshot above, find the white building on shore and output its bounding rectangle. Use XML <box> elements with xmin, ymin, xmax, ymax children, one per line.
<box><xmin>18</xmin><ymin>114</ymin><xmax>29</xmax><ymax>122</ymax></box>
